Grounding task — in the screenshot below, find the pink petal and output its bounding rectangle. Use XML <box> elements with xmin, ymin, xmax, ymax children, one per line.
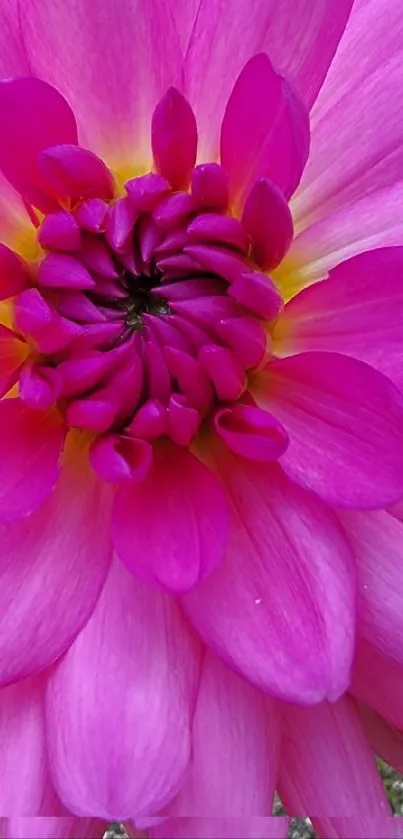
<box><xmin>0</xmin><ymin>78</ymin><xmax>78</xmax><ymax>212</ymax></box>
<box><xmin>214</xmin><ymin>405</ymin><xmax>289</xmax><ymax>462</ymax></box>
<box><xmin>279</xmin><ymin>696</ymin><xmax>390</xmax><ymax>815</ymax></box>
<box><xmin>152</xmin><ymin>89</ymin><xmax>198</xmax><ymax>191</ymax></box>
<box><xmin>242</xmin><ymin>179</ymin><xmax>293</xmax><ymax>271</ymax></box>
<box><xmin>273</xmin><ymin>248</ymin><xmax>403</xmax><ymax>391</ymax></box>
<box><xmin>252</xmin><ymin>352</ymin><xmax>403</xmax><ymax>509</ymax></box>
<box><xmin>0</xmin><ymin>325</ymin><xmax>27</xmax><ymax>397</ymax></box>
<box><xmin>183</xmin><ymin>453</ymin><xmax>355</xmax><ymax>704</ymax></box>
<box><xmin>311</xmin><ymin>818</ymin><xmax>399</xmax><ymax>839</ymax></box>
<box><xmin>0</xmin><ymin>245</ymin><xmax>30</xmax><ymax>300</ymax></box>
<box><xmin>359</xmin><ymin>701</ymin><xmax>403</xmax><ymax>776</ymax></box>
<box><xmin>0</xmin><ymin>675</ymin><xmax>62</xmax><ymax>816</ymax></box>
<box><xmin>4</xmin><ymin>819</ymin><xmax>107</xmax><ymax>839</ymax></box>
<box><xmin>0</xmin><ymin>3</ymin><xmax>30</xmax><ymax>79</ymax></box>
<box><xmin>351</xmin><ymin>641</ymin><xmax>403</xmax><ymax>731</ymax></box>
<box><xmin>165</xmin><ymin>652</ymin><xmax>280</xmax><ymax>816</ymax></box>
<box><xmin>39</xmin><ymin>145</ymin><xmax>115</xmax><ymax>201</ymax></box>
<box><xmin>281</xmin><ymin>182</ymin><xmax>403</xmax><ymax>297</ymax></box>
<box><xmin>178</xmin><ymin>0</ymin><xmax>353</xmax><ymax>161</ymax></box>
<box><xmin>46</xmin><ymin>559</ymin><xmax>201</xmax><ymax>820</ymax></box>
<box><xmin>339</xmin><ymin>508</ymin><xmax>403</xmax><ymax>668</ymax></box>
<box><xmin>113</xmin><ymin>444</ymin><xmax>228</xmax><ymax>593</ymax></box>
<box><xmin>279</xmin><ymin>697</ymin><xmax>393</xmax><ymax>837</ymax></box>
<box><xmin>149</xmin><ymin>818</ymin><xmax>289</xmax><ymax>839</ymax></box>
<box><xmin>293</xmin><ymin>0</ymin><xmax>403</xmax><ymax>229</ymax></box>
<box><xmin>0</xmin><ymin>432</ymin><xmax>112</xmax><ymax>685</ymax></box>
<box><xmin>220</xmin><ymin>55</ymin><xmax>310</xmax><ymax>207</ymax></box>
<box><xmin>0</xmin><ymin>399</ymin><xmax>65</xmax><ymax>523</ymax></box>
<box><xmin>19</xmin><ymin>1</ymin><xmax>182</xmax><ymax>170</ymax></box>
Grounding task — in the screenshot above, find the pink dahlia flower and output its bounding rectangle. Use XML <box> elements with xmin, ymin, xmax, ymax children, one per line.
<box><xmin>1</xmin><ymin>0</ymin><xmax>403</xmax><ymax>835</ymax></box>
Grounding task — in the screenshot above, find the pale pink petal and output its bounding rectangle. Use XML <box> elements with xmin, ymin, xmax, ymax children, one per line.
<box><xmin>358</xmin><ymin>701</ymin><xmax>403</xmax><ymax>776</ymax></box>
<box><xmin>0</xmin><ymin>432</ymin><xmax>112</xmax><ymax>686</ymax></box>
<box><xmin>4</xmin><ymin>819</ymin><xmax>106</xmax><ymax>839</ymax></box>
<box><xmin>279</xmin><ymin>696</ymin><xmax>391</xmax><ymax>830</ymax></box>
<box><xmin>0</xmin><ymin>1</ymin><xmax>30</xmax><ymax>78</ymax></box>
<box><xmin>339</xmin><ymin>509</ymin><xmax>403</xmax><ymax>668</ymax></box>
<box><xmin>0</xmin><ymin>78</ymin><xmax>78</xmax><ymax>212</ymax></box>
<box><xmin>165</xmin><ymin>652</ymin><xmax>280</xmax><ymax>816</ymax></box>
<box><xmin>252</xmin><ymin>353</ymin><xmax>403</xmax><ymax>509</ymax></box>
<box><xmin>19</xmin><ymin>0</ymin><xmax>182</xmax><ymax>170</ymax></box>
<box><xmin>351</xmin><ymin>642</ymin><xmax>403</xmax><ymax>730</ymax></box>
<box><xmin>273</xmin><ymin>248</ymin><xmax>403</xmax><ymax>391</ymax></box>
<box><xmin>113</xmin><ymin>445</ymin><xmax>228</xmax><ymax>593</ymax></box>
<box><xmin>183</xmin><ymin>452</ymin><xmax>355</xmax><ymax>704</ymax></box>
<box><xmin>220</xmin><ymin>55</ymin><xmax>310</xmax><ymax>207</ymax></box>
<box><xmin>0</xmin><ymin>674</ymin><xmax>65</xmax><ymax>816</ymax></box>
<box><xmin>293</xmin><ymin>0</ymin><xmax>403</xmax><ymax>229</ymax></box>
<box><xmin>0</xmin><ymin>400</ymin><xmax>65</xmax><ymax>523</ymax></box>
<box><xmin>280</xmin><ymin>182</ymin><xmax>403</xmax><ymax>297</ymax></box>
<box><xmin>46</xmin><ymin>559</ymin><xmax>201</xmax><ymax>820</ymax></box>
<box><xmin>150</xmin><ymin>817</ymin><xmax>289</xmax><ymax>839</ymax></box>
<box><xmin>178</xmin><ymin>0</ymin><xmax>353</xmax><ymax>161</ymax></box>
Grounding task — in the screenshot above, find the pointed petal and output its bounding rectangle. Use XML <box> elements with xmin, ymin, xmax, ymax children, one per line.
<box><xmin>273</xmin><ymin>248</ymin><xmax>403</xmax><ymax>391</ymax></box>
<box><xmin>242</xmin><ymin>179</ymin><xmax>293</xmax><ymax>271</ymax></box>
<box><xmin>0</xmin><ymin>78</ymin><xmax>78</xmax><ymax>212</ymax></box>
<box><xmin>46</xmin><ymin>559</ymin><xmax>201</xmax><ymax>820</ymax></box>
<box><xmin>183</xmin><ymin>452</ymin><xmax>355</xmax><ymax>704</ymax></box>
<box><xmin>252</xmin><ymin>352</ymin><xmax>403</xmax><ymax>509</ymax></box>
<box><xmin>152</xmin><ymin>89</ymin><xmax>198</xmax><ymax>191</ymax></box>
<box><xmin>0</xmin><ymin>432</ymin><xmax>112</xmax><ymax>685</ymax></box>
<box><xmin>220</xmin><ymin>55</ymin><xmax>310</xmax><ymax>207</ymax></box>
<box><xmin>166</xmin><ymin>653</ymin><xmax>280</xmax><ymax>816</ymax></box>
<box><xmin>179</xmin><ymin>0</ymin><xmax>353</xmax><ymax>160</ymax></box>
<box><xmin>113</xmin><ymin>444</ymin><xmax>228</xmax><ymax>594</ymax></box>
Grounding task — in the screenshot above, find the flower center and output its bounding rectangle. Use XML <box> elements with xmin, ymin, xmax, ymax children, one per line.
<box><xmin>7</xmin><ymin>149</ymin><xmax>288</xmax><ymax>476</ymax></box>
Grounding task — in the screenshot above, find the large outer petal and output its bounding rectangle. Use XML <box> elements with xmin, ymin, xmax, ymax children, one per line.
<box><xmin>164</xmin><ymin>652</ymin><xmax>280</xmax><ymax>816</ymax></box>
<box><xmin>292</xmin><ymin>0</ymin><xmax>403</xmax><ymax>230</ymax></box>
<box><xmin>0</xmin><ymin>675</ymin><xmax>65</xmax><ymax>816</ymax></box>
<box><xmin>276</xmin><ymin>182</ymin><xmax>403</xmax><ymax>299</ymax></box>
<box><xmin>351</xmin><ymin>642</ymin><xmax>403</xmax><ymax>730</ymax></box>
<box><xmin>252</xmin><ymin>353</ymin><xmax>403</xmax><ymax>509</ymax></box>
<box><xmin>279</xmin><ymin>696</ymin><xmax>391</xmax><ymax>828</ymax></box>
<box><xmin>0</xmin><ymin>431</ymin><xmax>112</xmax><ymax>686</ymax></box>
<box><xmin>177</xmin><ymin>0</ymin><xmax>353</xmax><ymax>161</ymax></box>
<box><xmin>183</xmin><ymin>452</ymin><xmax>355</xmax><ymax>704</ymax></box>
<box><xmin>273</xmin><ymin>248</ymin><xmax>403</xmax><ymax>391</ymax></box>
<box><xmin>339</xmin><ymin>509</ymin><xmax>403</xmax><ymax>668</ymax></box>
<box><xmin>46</xmin><ymin>559</ymin><xmax>201</xmax><ymax>820</ymax></box>
<box><xmin>18</xmin><ymin>0</ymin><xmax>182</xmax><ymax>172</ymax></box>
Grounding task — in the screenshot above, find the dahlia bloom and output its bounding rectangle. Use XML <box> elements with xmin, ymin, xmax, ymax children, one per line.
<box><xmin>1</xmin><ymin>0</ymin><xmax>403</xmax><ymax>835</ymax></box>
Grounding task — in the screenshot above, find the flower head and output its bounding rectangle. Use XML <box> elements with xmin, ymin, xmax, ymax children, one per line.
<box><xmin>1</xmin><ymin>0</ymin><xmax>403</xmax><ymax>835</ymax></box>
